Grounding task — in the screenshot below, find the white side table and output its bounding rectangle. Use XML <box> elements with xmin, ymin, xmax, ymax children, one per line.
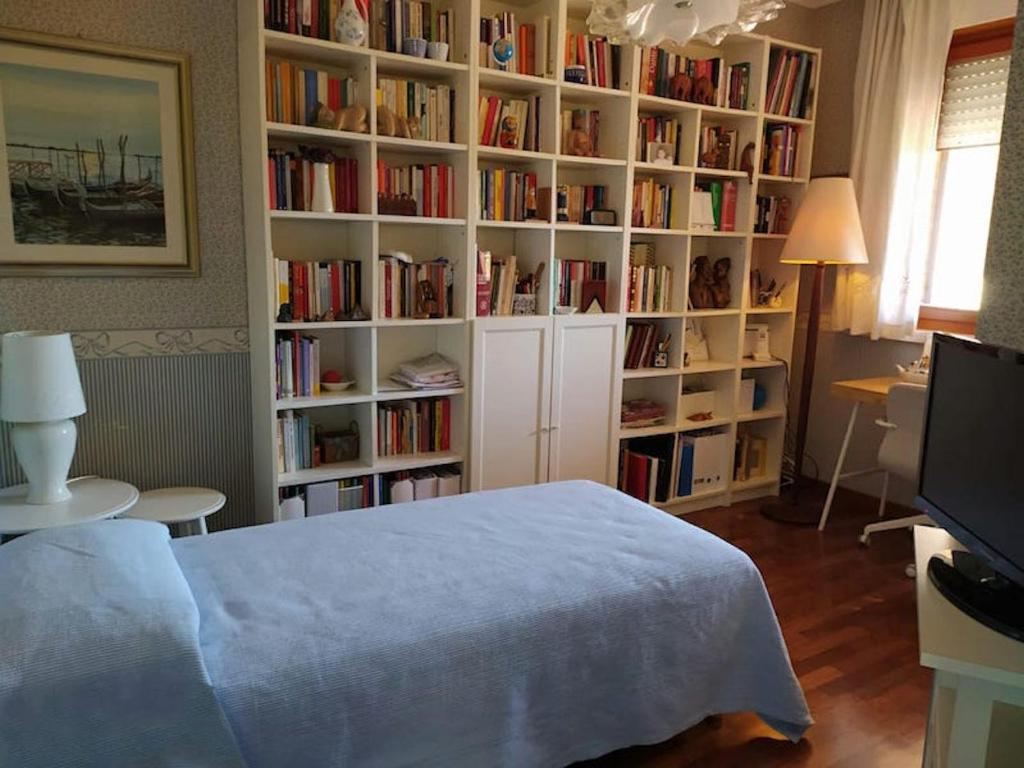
<box><xmin>916</xmin><ymin>526</ymin><xmax>1024</xmax><ymax>767</ymax></box>
<box><xmin>0</xmin><ymin>477</ymin><xmax>139</xmax><ymax>537</ymax></box>
<box><xmin>122</xmin><ymin>487</ymin><xmax>225</xmax><ymax>536</ymax></box>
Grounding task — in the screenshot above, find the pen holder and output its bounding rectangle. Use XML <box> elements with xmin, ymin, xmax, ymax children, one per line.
<box><xmin>512</xmin><ymin>293</ymin><xmax>537</xmax><ymax>316</ymax></box>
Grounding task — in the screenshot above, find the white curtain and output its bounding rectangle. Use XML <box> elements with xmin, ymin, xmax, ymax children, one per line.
<box><xmin>833</xmin><ymin>0</ymin><xmax>952</xmax><ymax>339</ymax></box>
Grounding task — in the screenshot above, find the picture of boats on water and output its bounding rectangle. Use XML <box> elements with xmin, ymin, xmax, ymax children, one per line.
<box><xmin>2</xmin><ymin>64</ymin><xmax>166</xmax><ymax>247</ymax></box>
<box><xmin>0</xmin><ymin>29</ymin><xmax>198</xmax><ymax>274</ymax></box>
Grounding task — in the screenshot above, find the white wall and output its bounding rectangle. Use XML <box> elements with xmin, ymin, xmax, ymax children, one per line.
<box><xmin>955</xmin><ymin>0</ymin><xmax>1017</xmax><ymax>27</ymax></box>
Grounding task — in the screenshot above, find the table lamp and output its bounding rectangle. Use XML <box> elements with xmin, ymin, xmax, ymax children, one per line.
<box><xmin>1</xmin><ymin>331</ymin><xmax>86</xmax><ymax>504</ymax></box>
<box><xmin>762</xmin><ymin>177</ymin><xmax>868</xmax><ymax>524</ymax></box>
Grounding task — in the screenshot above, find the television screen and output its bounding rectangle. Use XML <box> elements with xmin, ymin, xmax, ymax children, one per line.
<box><xmin>918</xmin><ymin>334</ymin><xmax>1024</xmax><ymax>588</ymax></box>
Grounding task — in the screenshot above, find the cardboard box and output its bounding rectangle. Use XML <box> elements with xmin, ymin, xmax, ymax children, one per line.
<box><xmin>680</xmin><ymin>389</ymin><xmax>716</xmax><ymax>420</ymax></box>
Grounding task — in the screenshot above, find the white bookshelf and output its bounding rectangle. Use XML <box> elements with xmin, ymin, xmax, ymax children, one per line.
<box><xmin>239</xmin><ymin>0</ymin><xmax>820</xmax><ymax>522</ymax></box>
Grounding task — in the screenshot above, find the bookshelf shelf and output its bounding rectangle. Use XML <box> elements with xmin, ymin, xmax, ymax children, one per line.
<box><xmin>243</xmin><ymin>1</ymin><xmax>818</xmax><ymax>521</ymax></box>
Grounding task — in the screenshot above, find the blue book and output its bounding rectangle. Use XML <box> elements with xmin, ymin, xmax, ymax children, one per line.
<box><xmin>791</xmin><ymin>53</ymin><xmax>809</xmax><ymax>118</ymax></box>
<box><xmin>305</xmin><ymin>69</ymin><xmax>318</xmax><ymax>126</ymax></box>
<box><xmin>677</xmin><ymin>441</ymin><xmax>694</xmax><ymax>497</ymax></box>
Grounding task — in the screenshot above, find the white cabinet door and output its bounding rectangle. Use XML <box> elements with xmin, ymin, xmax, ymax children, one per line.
<box><xmin>470</xmin><ymin>317</ymin><xmax>553</xmax><ymax>491</ymax></box>
<box><xmin>548</xmin><ymin>314</ymin><xmax>624</xmax><ymax>485</ymax></box>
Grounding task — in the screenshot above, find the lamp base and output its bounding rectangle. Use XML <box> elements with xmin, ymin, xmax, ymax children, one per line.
<box><xmin>761</xmin><ymin>482</ymin><xmax>828</xmax><ymax>526</ymax></box>
<box><xmin>11</xmin><ymin>419</ymin><xmax>77</xmax><ymax>505</ymax></box>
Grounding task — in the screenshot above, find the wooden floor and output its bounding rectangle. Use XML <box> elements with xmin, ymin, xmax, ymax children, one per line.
<box><xmin>581</xmin><ymin>487</ymin><xmax>931</xmax><ymax>768</ymax></box>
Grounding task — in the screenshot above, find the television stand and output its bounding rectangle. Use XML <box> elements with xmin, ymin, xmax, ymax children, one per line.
<box><xmin>928</xmin><ymin>550</ymin><xmax>1024</xmax><ymax>642</ymax></box>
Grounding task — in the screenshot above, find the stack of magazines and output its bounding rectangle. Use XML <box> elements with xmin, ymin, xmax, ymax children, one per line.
<box><xmin>390</xmin><ymin>353</ymin><xmax>462</xmax><ymax>390</ymax></box>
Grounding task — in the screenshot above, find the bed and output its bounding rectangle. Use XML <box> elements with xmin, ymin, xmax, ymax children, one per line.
<box><xmin>0</xmin><ymin>480</ymin><xmax>811</xmax><ymax>767</ymax></box>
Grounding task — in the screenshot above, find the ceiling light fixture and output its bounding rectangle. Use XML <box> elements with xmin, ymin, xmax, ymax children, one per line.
<box><xmin>587</xmin><ymin>0</ymin><xmax>786</xmax><ymax>47</ymax></box>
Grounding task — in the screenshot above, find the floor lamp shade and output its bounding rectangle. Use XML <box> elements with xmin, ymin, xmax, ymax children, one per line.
<box><xmin>1</xmin><ymin>332</ymin><xmax>86</xmax><ymax>505</ymax></box>
<box><xmin>780</xmin><ymin>177</ymin><xmax>869</xmax><ymax>266</ymax></box>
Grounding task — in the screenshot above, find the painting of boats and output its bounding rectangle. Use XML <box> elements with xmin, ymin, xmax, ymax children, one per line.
<box><xmin>0</xmin><ymin>28</ymin><xmax>197</xmax><ymax>274</ymax></box>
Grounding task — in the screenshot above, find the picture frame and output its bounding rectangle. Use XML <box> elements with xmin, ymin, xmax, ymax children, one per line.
<box><xmin>647</xmin><ymin>141</ymin><xmax>675</xmax><ymax>166</ymax></box>
<box><xmin>0</xmin><ymin>27</ymin><xmax>199</xmax><ymax>276</ymax></box>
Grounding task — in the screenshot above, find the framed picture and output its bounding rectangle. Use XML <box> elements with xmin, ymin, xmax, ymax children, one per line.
<box><xmin>0</xmin><ymin>27</ymin><xmax>198</xmax><ymax>276</ymax></box>
<box><xmin>647</xmin><ymin>141</ymin><xmax>675</xmax><ymax>166</ymax></box>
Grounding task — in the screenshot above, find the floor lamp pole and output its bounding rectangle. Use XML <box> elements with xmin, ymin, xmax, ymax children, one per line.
<box><xmin>762</xmin><ymin>261</ymin><xmax>826</xmax><ymax>524</ymax></box>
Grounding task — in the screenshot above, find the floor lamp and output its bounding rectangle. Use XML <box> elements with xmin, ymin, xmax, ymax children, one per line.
<box><xmin>762</xmin><ymin>177</ymin><xmax>868</xmax><ymax>524</ymax></box>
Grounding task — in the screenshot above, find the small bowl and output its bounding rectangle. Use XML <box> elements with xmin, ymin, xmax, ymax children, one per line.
<box><xmin>426</xmin><ymin>41</ymin><xmax>449</xmax><ymax>61</ymax></box>
<box><xmin>402</xmin><ymin>37</ymin><xmax>427</xmax><ymax>58</ymax></box>
<box><xmin>322</xmin><ymin>380</ymin><xmax>355</xmax><ymax>392</ymax></box>
<box><xmin>554</xmin><ymin>306</ymin><xmax>578</xmax><ymax>315</ymax></box>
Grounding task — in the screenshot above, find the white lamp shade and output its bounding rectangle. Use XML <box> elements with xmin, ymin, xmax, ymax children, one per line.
<box><xmin>1</xmin><ymin>331</ymin><xmax>86</xmax><ymax>422</ymax></box>
<box><xmin>779</xmin><ymin>177</ymin><xmax>869</xmax><ymax>265</ymax></box>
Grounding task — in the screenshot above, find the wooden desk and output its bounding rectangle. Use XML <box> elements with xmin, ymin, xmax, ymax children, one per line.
<box><xmin>818</xmin><ymin>376</ymin><xmax>901</xmax><ymax>530</ymax></box>
<box><xmin>915</xmin><ymin>526</ymin><xmax>1024</xmax><ymax>767</ymax></box>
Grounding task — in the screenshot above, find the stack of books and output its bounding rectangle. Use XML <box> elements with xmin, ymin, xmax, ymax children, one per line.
<box><xmin>547</xmin><ymin>184</ymin><xmax>608</xmax><ymax>224</ymax></box>
<box><xmin>618</xmin><ymin>435</ymin><xmax>674</xmax><ymax>503</ymax></box>
<box><xmin>638</xmin><ymin>48</ymin><xmax>751</xmax><ymax>110</ymax></box>
<box><xmin>624</xmin><ymin>321</ymin><xmax>664</xmax><ymax>369</ymax></box>
<box><xmin>559</xmin><ymin>108</ymin><xmax>600</xmax><ymax>155</ymax></box>
<box><xmin>267</xmin><ymin>150</ymin><xmax>359</xmax><ymax>213</ymax></box>
<box><xmin>378</xmin><ymin>466</ymin><xmax>461</xmax><ymax>504</ymax></box>
<box><xmin>389</xmin><ymin>353</ymin><xmax>462</xmax><ymax>390</ymax></box>
<box><xmin>635</xmin><ymin>116</ymin><xmax>683</xmax><ymax>163</ymax></box>
<box><xmin>368</xmin><ymin>2</ymin><xmax>455</xmax><ymax>56</ymax></box>
<box><xmin>478</xmin><ymin>12</ymin><xmax>550</xmax><ymax>75</ymax></box>
<box><xmin>564</xmin><ymin>33</ymin><xmax>621</xmax><ymax>89</ymax></box>
<box><xmin>555</xmin><ymin>258</ymin><xmax>606</xmax><ymax>310</ymax></box>
<box><xmin>275</xmin><ymin>332</ymin><xmax>320</xmax><ymax>398</ymax></box>
<box><xmin>276</xmin><ymin>410</ymin><xmax>315</xmax><ymax>473</ymax></box>
<box><xmin>475</xmin><ymin>251</ymin><xmax>519</xmax><ymax>316</ymax></box>
<box><xmin>627</xmin><ymin>243</ymin><xmax>672</xmax><ymax>313</ymax></box>
<box><xmin>755</xmin><ymin>194</ymin><xmax>792</xmax><ymax>234</ymax></box>
<box><xmin>377</xmin><ymin>253</ymin><xmax>453</xmax><ymax>319</ymax></box>
<box><xmin>621</xmin><ymin>399</ymin><xmax>667</xmax><ymax>429</ymax></box>
<box><xmin>274</xmin><ymin>258</ymin><xmax>363</xmax><ymax>322</ymax></box>
<box><xmin>376</xmin><ymin>161</ymin><xmax>454</xmax><ymax>217</ymax></box>
<box><xmin>766</xmin><ymin>49</ymin><xmax>815</xmax><ymax>118</ymax></box>
<box><xmin>377</xmin><ymin>397</ymin><xmax>452</xmax><ymax>456</ymax></box>
<box><xmin>734</xmin><ymin>429</ymin><xmax>769</xmax><ymax>482</ymax></box>
<box><xmin>692</xmin><ymin>180</ymin><xmax>738</xmax><ymax>232</ymax></box>
<box><xmin>376</xmin><ymin>78</ymin><xmax>455</xmax><ymax>144</ymax></box>
<box><xmin>762</xmin><ymin>124</ymin><xmax>800</xmax><ymax>177</ymax></box>
<box><xmin>265</xmin><ymin>60</ymin><xmax>357</xmax><ymax>126</ymax></box>
<box><xmin>264</xmin><ymin>0</ymin><xmax>367</xmax><ymax>39</ymax></box>
<box><xmin>478</xmin><ymin>95</ymin><xmax>542</xmax><ymax>152</ymax></box>
<box><xmin>698</xmin><ymin>126</ymin><xmax>739</xmax><ymax>171</ymax></box>
<box><xmin>632</xmin><ymin>179</ymin><xmax>674</xmax><ymax>229</ymax></box>
<box><xmin>478</xmin><ymin>169</ymin><xmax>539</xmax><ymax>221</ymax></box>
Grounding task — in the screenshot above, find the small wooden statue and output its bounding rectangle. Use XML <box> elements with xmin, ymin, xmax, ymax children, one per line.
<box><xmin>314</xmin><ymin>102</ymin><xmax>369</xmax><ymax>133</ymax></box>
<box><xmin>711</xmin><ymin>257</ymin><xmax>731</xmax><ymax>309</ymax></box>
<box><xmin>376</xmin><ymin>105</ymin><xmax>420</xmax><ymax>139</ymax></box>
<box><xmin>414</xmin><ymin>279</ymin><xmax>439</xmax><ymax>318</ymax></box>
<box><xmin>740</xmin><ymin>141</ymin><xmax>756</xmax><ymax>182</ymax></box>
<box><xmin>669</xmin><ymin>72</ymin><xmax>693</xmax><ymax>102</ymax></box>
<box><xmin>688</xmin><ymin>255</ymin><xmax>715</xmax><ymax>309</ymax></box>
<box><xmin>692</xmin><ymin>76</ymin><xmax>716</xmax><ymax>105</ymax></box>
<box><xmin>566</xmin><ymin>110</ymin><xmax>595</xmax><ymax>157</ymax></box>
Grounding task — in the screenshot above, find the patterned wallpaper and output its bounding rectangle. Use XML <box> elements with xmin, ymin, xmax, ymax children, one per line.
<box><xmin>977</xmin><ymin>5</ymin><xmax>1024</xmax><ymax>350</ymax></box>
<box><xmin>0</xmin><ymin>0</ymin><xmax>247</xmax><ymax>331</ymax></box>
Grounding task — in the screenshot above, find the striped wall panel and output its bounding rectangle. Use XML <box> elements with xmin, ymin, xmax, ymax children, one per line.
<box><xmin>0</xmin><ymin>354</ymin><xmax>255</xmax><ymax>531</ymax></box>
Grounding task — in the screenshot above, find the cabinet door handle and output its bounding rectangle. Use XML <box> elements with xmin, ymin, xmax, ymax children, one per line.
<box><xmin>549</xmin><ymin>425</ymin><xmax>560</xmax><ymax>431</ymax></box>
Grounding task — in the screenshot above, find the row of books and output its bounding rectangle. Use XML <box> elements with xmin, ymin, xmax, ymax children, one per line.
<box><xmin>475</xmin><ymin>251</ymin><xmax>520</xmax><ymax>317</ymax></box>
<box><xmin>478</xmin><ymin>13</ymin><xmax>551</xmax><ymax>76</ymax></box>
<box><xmin>376</xmin><ymin>161</ymin><xmax>455</xmax><ymax>217</ymax></box>
<box><xmin>619</xmin><ymin>429</ymin><xmax>730</xmax><ymax>503</ymax></box>
<box><xmin>636</xmin><ymin>116</ymin><xmax>683</xmax><ymax>164</ymax></box>
<box><xmin>554</xmin><ymin>184</ymin><xmax>608</xmax><ymax>225</ymax></box>
<box><xmin>763</xmin><ymin>124</ymin><xmax>801</xmax><ymax>177</ymax></box>
<box><xmin>369</xmin><ymin>1</ymin><xmax>456</xmax><ymax>55</ymax></box>
<box><xmin>626</xmin><ymin>244</ymin><xmax>673</xmax><ymax>314</ymax></box>
<box><xmin>264</xmin><ymin>0</ymin><xmax>367</xmax><ymax>39</ymax></box>
<box><xmin>377</xmin><ymin>397</ymin><xmax>452</xmax><ymax>456</ymax></box>
<box><xmin>265</xmin><ymin>60</ymin><xmax>357</xmax><ymax>126</ymax></box>
<box><xmin>478</xmin><ymin>169</ymin><xmax>539</xmax><ymax>222</ymax></box>
<box><xmin>638</xmin><ymin>48</ymin><xmax>751</xmax><ymax>110</ymax></box>
<box><xmin>754</xmin><ymin>195</ymin><xmax>792</xmax><ymax>234</ymax></box>
<box><xmin>276</xmin><ymin>332</ymin><xmax>320</xmax><ymax>399</ymax></box>
<box><xmin>376</xmin><ymin>78</ymin><xmax>455</xmax><ymax>144</ymax></box>
<box><xmin>632</xmin><ymin>179</ymin><xmax>674</xmax><ymax>229</ymax></box>
<box><xmin>564</xmin><ymin>34</ymin><xmax>621</xmax><ymax>90</ymax></box>
<box><xmin>276</xmin><ymin>410</ymin><xmax>317</xmax><ymax>472</ymax></box>
<box><xmin>378</xmin><ymin>466</ymin><xmax>460</xmax><ymax>504</ymax></box>
<box><xmin>478</xmin><ymin>95</ymin><xmax>542</xmax><ymax>152</ymax></box>
<box><xmin>698</xmin><ymin>126</ymin><xmax>739</xmax><ymax>171</ymax></box>
<box><xmin>624</xmin><ymin>321</ymin><xmax>664</xmax><ymax>369</ymax></box>
<box><xmin>267</xmin><ymin>150</ymin><xmax>359</xmax><ymax>213</ymax></box>
<box><xmin>555</xmin><ymin>259</ymin><xmax>606</xmax><ymax>311</ymax></box>
<box><xmin>766</xmin><ymin>48</ymin><xmax>815</xmax><ymax>119</ymax></box>
<box><xmin>274</xmin><ymin>258</ymin><xmax>363</xmax><ymax>323</ymax></box>
<box><xmin>692</xmin><ymin>180</ymin><xmax>738</xmax><ymax>233</ymax></box>
<box><xmin>278</xmin><ymin>477</ymin><xmax>373</xmax><ymax>520</ymax></box>
<box><xmin>734</xmin><ymin>429</ymin><xmax>769</xmax><ymax>482</ymax></box>
<box><xmin>377</xmin><ymin>253</ymin><xmax>454</xmax><ymax>319</ymax></box>
<box><xmin>619</xmin><ymin>440</ymin><xmax>672</xmax><ymax>504</ymax></box>
<box><xmin>559</xmin><ymin>108</ymin><xmax>600</xmax><ymax>156</ymax></box>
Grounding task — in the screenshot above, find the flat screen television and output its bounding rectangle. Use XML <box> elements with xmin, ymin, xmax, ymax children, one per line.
<box><xmin>916</xmin><ymin>333</ymin><xmax>1024</xmax><ymax>641</ymax></box>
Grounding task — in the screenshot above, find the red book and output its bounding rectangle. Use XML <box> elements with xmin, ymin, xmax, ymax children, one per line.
<box><xmin>348</xmin><ymin>158</ymin><xmax>358</xmax><ymax>213</ymax></box>
<box><xmin>721</xmin><ymin>181</ymin><xmax>737</xmax><ymax>232</ymax></box>
<box><xmin>288</xmin><ymin>0</ymin><xmax>297</xmax><ymax>34</ymax></box>
<box><xmin>442</xmin><ymin>398</ymin><xmax>450</xmax><ymax>450</ymax></box>
<box><xmin>310</xmin><ymin>0</ymin><xmax>319</xmax><ymax>39</ymax></box>
<box><xmin>596</xmin><ymin>43</ymin><xmax>606</xmax><ymax>89</ymax></box>
<box><xmin>423</xmin><ymin>166</ymin><xmax>432</xmax><ymax>218</ymax></box>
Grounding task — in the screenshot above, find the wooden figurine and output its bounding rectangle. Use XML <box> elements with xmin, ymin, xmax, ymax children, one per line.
<box><xmin>711</xmin><ymin>257</ymin><xmax>731</xmax><ymax>309</ymax></box>
<box><xmin>314</xmin><ymin>103</ymin><xmax>369</xmax><ymax>133</ymax></box>
<box><xmin>692</xmin><ymin>76</ymin><xmax>715</xmax><ymax>105</ymax></box>
<box><xmin>566</xmin><ymin>110</ymin><xmax>595</xmax><ymax>157</ymax></box>
<box><xmin>669</xmin><ymin>72</ymin><xmax>693</xmax><ymax>102</ymax></box>
<box><xmin>688</xmin><ymin>255</ymin><xmax>715</xmax><ymax>309</ymax></box>
<box><xmin>740</xmin><ymin>141</ymin><xmax>756</xmax><ymax>182</ymax></box>
<box><xmin>376</xmin><ymin>104</ymin><xmax>419</xmax><ymax>139</ymax></box>
<box><xmin>414</xmin><ymin>279</ymin><xmax>439</xmax><ymax>318</ymax></box>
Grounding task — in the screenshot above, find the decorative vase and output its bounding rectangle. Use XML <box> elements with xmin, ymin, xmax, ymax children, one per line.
<box><xmin>335</xmin><ymin>0</ymin><xmax>367</xmax><ymax>47</ymax></box>
<box><xmin>311</xmin><ymin>162</ymin><xmax>334</xmax><ymax>213</ymax></box>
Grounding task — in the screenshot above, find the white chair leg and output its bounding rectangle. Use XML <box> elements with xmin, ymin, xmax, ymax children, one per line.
<box><xmin>861</xmin><ymin>514</ymin><xmax>933</xmax><ymax>545</ymax></box>
<box><xmin>877</xmin><ymin>471</ymin><xmax>889</xmax><ymax>519</ymax></box>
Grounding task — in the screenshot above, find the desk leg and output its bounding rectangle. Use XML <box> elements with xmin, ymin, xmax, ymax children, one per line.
<box><xmin>947</xmin><ymin>675</ymin><xmax>992</xmax><ymax>768</ymax></box>
<box><xmin>818</xmin><ymin>401</ymin><xmax>860</xmax><ymax>531</ymax></box>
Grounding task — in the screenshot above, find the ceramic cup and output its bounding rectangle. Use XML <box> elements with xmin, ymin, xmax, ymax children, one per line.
<box><xmin>564</xmin><ymin>65</ymin><xmax>587</xmax><ymax>84</ymax></box>
<box><xmin>426</xmin><ymin>41</ymin><xmax>449</xmax><ymax>61</ymax></box>
<box><xmin>403</xmin><ymin>37</ymin><xmax>427</xmax><ymax>57</ymax></box>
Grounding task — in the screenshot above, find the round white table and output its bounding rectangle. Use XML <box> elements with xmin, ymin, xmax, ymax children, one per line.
<box><xmin>122</xmin><ymin>487</ymin><xmax>225</xmax><ymax>535</ymax></box>
<box><xmin>0</xmin><ymin>477</ymin><xmax>139</xmax><ymax>537</ymax></box>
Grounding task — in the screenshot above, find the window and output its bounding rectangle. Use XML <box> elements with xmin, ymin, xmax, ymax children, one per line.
<box><xmin>919</xmin><ymin>19</ymin><xmax>1014</xmax><ymax>330</ymax></box>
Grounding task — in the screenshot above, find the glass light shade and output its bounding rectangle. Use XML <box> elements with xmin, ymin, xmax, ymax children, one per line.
<box><xmin>588</xmin><ymin>0</ymin><xmax>785</xmax><ymax>47</ymax></box>
<box><xmin>1</xmin><ymin>331</ymin><xmax>86</xmax><ymax>422</ymax></box>
<box><xmin>779</xmin><ymin>177</ymin><xmax>869</xmax><ymax>265</ymax></box>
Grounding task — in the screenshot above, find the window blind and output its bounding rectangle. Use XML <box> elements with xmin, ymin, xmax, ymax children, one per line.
<box><xmin>937</xmin><ymin>53</ymin><xmax>1011</xmax><ymax>149</ymax></box>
